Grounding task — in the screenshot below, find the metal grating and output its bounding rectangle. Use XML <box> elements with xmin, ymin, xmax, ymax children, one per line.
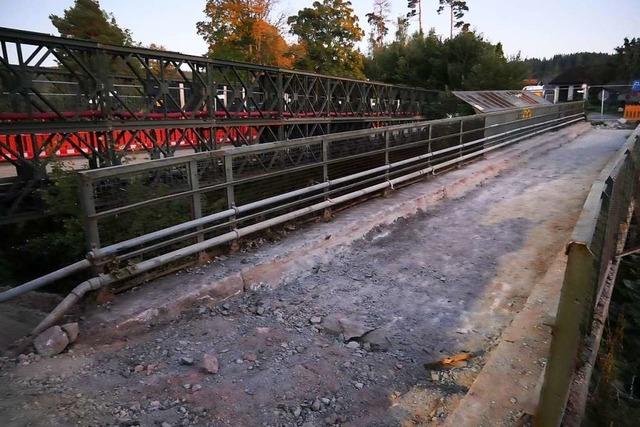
<box><xmin>453</xmin><ymin>90</ymin><xmax>552</xmax><ymax>113</ymax></box>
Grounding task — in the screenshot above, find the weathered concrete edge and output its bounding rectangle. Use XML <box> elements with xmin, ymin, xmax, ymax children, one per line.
<box><xmin>444</xmin><ymin>248</ymin><xmax>568</xmax><ymax>426</ymax></box>
<box><xmin>111</xmin><ymin>124</ymin><xmax>592</xmax><ymax>333</ymax></box>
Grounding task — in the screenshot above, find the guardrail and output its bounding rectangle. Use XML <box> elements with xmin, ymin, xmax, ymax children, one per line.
<box><xmin>538</xmin><ymin>123</ymin><xmax>640</xmax><ymax>426</ymax></box>
<box><xmin>0</xmin><ymin>101</ymin><xmax>584</xmax><ymax>334</ymax></box>
<box><xmin>78</xmin><ymin>101</ymin><xmax>582</xmax><ymax>252</ymax></box>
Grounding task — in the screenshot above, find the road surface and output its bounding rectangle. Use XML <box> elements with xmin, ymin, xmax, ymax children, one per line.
<box><xmin>0</xmin><ymin>123</ymin><xmax>630</xmax><ymax>426</ymax></box>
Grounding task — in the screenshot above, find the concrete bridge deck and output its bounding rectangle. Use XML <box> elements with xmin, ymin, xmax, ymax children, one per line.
<box><xmin>0</xmin><ymin>122</ymin><xmax>631</xmax><ymax>426</ymax></box>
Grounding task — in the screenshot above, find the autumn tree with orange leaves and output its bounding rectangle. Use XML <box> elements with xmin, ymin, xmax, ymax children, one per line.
<box><xmin>196</xmin><ymin>0</ymin><xmax>292</xmax><ymax>68</ymax></box>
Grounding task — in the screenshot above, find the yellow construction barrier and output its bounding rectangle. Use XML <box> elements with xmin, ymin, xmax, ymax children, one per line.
<box><xmin>623</xmin><ymin>104</ymin><xmax>640</xmax><ymax>121</ymax></box>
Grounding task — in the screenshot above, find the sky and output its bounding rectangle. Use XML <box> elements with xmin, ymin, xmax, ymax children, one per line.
<box><xmin>0</xmin><ymin>0</ymin><xmax>638</xmax><ymax>59</ymax></box>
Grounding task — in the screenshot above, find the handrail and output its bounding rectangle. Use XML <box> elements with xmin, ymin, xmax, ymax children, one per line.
<box><xmin>0</xmin><ymin>102</ymin><xmax>585</xmax><ymax>303</ymax></box>
<box><xmin>79</xmin><ymin>102</ymin><xmax>584</xmax><ymax>180</ymax></box>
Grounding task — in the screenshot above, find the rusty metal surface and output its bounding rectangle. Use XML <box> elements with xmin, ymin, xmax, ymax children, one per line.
<box><xmin>453</xmin><ymin>90</ymin><xmax>552</xmax><ymax>113</ymax></box>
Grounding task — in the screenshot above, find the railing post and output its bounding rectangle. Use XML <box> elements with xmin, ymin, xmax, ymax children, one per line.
<box><xmin>322</xmin><ymin>137</ymin><xmax>332</xmax><ymax>220</ymax></box>
<box><xmin>78</xmin><ymin>175</ymin><xmax>100</xmax><ymax>252</ymax></box>
<box><xmin>583</xmin><ymin>84</ymin><xmax>589</xmax><ymax>102</ymax></box>
<box><xmin>458</xmin><ymin>119</ymin><xmax>464</xmax><ymax>162</ymax></box>
<box><xmin>189</xmin><ymin>159</ymin><xmax>207</xmax><ymax>262</ymax></box>
<box><xmin>277</xmin><ymin>72</ymin><xmax>285</xmax><ymax>141</ymax></box>
<box><xmin>385</xmin><ymin>130</ymin><xmax>390</xmax><ymax>179</ymax></box>
<box><xmin>428</xmin><ymin>123</ymin><xmax>434</xmax><ymax>173</ymax></box>
<box><xmin>225</xmin><ymin>154</ymin><xmax>239</xmax><ymax>251</ymax></box>
<box><xmin>383</xmin><ymin>129</ymin><xmax>392</xmax><ymax>197</ymax></box>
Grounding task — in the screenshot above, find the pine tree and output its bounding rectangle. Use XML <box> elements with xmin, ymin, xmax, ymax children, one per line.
<box><xmin>437</xmin><ymin>0</ymin><xmax>470</xmax><ymax>38</ymax></box>
<box><xmin>50</xmin><ymin>0</ymin><xmax>133</xmax><ymax>46</ymax></box>
<box><xmin>366</xmin><ymin>0</ymin><xmax>390</xmax><ymax>54</ymax></box>
<box><xmin>406</xmin><ymin>0</ymin><xmax>423</xmax><ymax>34</ymax></box>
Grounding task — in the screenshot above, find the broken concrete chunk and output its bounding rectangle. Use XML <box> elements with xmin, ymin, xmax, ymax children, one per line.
<box><xmin>61</xmin><ymin>322</ymin><xmax>79</xmax><ymax>343</ymax></box>
<box><xmin>180</xmin><ymin>357</ymin><xmax>194</xmax><ymax>366</ymax></box>
<box><xmin>321</xmin><ymin>314</ymin><xmax>372</xmax><ymax>341</ymax></box>
<box><xmin>202</xmin><ymin>353</ymin><xmax>219</xmax><ymax>374</ymax></box>
<box><xmin>243</xmin><ymin>352</ymin><xmax>258</xmax><ymax>363</ymax></box>
<box><xmin>309</xmin><ymin>316</ymin><xmax>322</xmax><ymax>324</ymax></box>
<box><xmin>360</xmin><ymin>328</ymin><xmax>391</xmax><ymax>352</ymax></box>
<box><xmin>33</xmin><ymin>326</ymin><xmax>69</xmax><ymax>357</ymax></box>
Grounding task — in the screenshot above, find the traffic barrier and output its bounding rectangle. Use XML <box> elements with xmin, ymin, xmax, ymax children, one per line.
<box><xmin>623</xmin><ymin>104</ymin><xmax>640</xmax><ymax>121</ymax></box>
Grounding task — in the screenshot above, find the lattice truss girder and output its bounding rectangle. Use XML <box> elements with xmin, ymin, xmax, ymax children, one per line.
<box><xmin>0</xmin><ymin>28</ymin><xmax>430</xmax><ymax>126</ymax></box>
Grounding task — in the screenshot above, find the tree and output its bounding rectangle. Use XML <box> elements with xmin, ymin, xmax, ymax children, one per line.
<box><xmin>50</xmin><ymin>0</ymin><xmax>133</xmax><ymax>45</ymax></box>
<box><xmin>406</xmin><ymin>0</ymin><xmax>423</xmax><ymax>34</ymax></box>
<box><xmin>146</xmin><ymin>44</ymin><xmax>181</xmax><ymax>79</ymax></box>
<box><xmin>366</xmin><ymin>0</ymin><xmax>390</xmax><ymax>54</ymax></box>
<box><xmin>196</xmin><ymin>0</ymin><xmax>292</xmax><ymax>67</ymax></box>
<box><xmin>523</xmin><ymin>53</ymin><xmax>616</xmax><ymax>84</ymax></box>
<box><xmin>437</xmin><ymin>0</ymin><xmax>469</xmax><ymax>39</ymax></box>
<box><xmin>49</xmin><ymin>0</ymin><xmax>134</xmax><ymax>86</ymax></box>
<box><xmin>287</xmin><ymin>0</ymin><xmax>365</xmax><ymax>78</ymax></box>
<box><xmin>364</xmin><ymin>30</ymin><xmax>526</xmax><ymax>93</ymax></box>
<box><xmin>615</xmin><ymin>38</ymin><xmax>640</xmax><ymax>82</ymax></box>
<box><xmin>394</xmin><ymin>16</ymin><xmax>410</xmax><ymax>45</ymax></box>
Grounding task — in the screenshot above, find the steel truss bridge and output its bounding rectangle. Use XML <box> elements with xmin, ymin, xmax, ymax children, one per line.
<box><xmin>0</xmin><ymin>27</ymin><xmax>438</xmax><ymax>219</ymax></box>
<box><xmin>0</xmin><ymin>27</ymin><xmax>434</xmax><ymax>168</ymax></box>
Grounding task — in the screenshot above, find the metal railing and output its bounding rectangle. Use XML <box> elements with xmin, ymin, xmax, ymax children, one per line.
<box><xmin>538</xmin><ymin>124</ymin><xmax>640</xmax><ymax>426</ymax></box>
<box><xmin>0</xmin><ymin>101</ymin><xmax>584</xmax><ymax>305</ymax></box>
<box><xmin>79</xmin><ymin>101</ymin><xmax>582</xmax><ymax>250</ymax></box>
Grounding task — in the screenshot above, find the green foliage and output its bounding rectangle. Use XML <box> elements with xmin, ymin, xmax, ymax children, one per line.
<box><xmin>585</xmin><ymin>254</ymin><xmax>640</xmax><ymax>425</ymax></box>
<box><xmin>287</xmin><ymin>0</ymin><xmax>365</xmax><ymax>79</ymax></box>
<box><xmin>523</xmin><ymin>53</ymin><xmax>615</xmax><ymax>84</ymax></box>
<box><xmin>0</xmin><ymin>162</ymin><xmax>85</xmax><ymax>287</ymax></box>
<box><xmin>364</xmin><ymin>30</ymin><xmax>526</xmax><ymax>91</ymax></box>
<box><xmin>615</xmin><ymin>37</ymin><xmax>640</xmax><ymax>82</ymax></box>
<box><xmin>97</xmin><ymin>180</ymin><xmax>193</xmax><ymax>247</ymax></box>
<box><xmin>50</xmin><ymin>0</ymin><xmax>135</xmax><ymax>78</ymax></box>
<box><xmin>394</xmin><ymin>16</ymin><xmax>409</xmax><ymax>45</ymax></box>
<box><xmin>50</xmin><ymin>0</ymin><xmax>133</xmax><ymax>45</ymax></box>
<box><xmin>524</xmin><ymin>39</ymin><xmax>640</xmax><ymax>85</ymax></box>
<box><xmin>24</xmin><ymin>163</ymin><xmax>85</xmax><ymax>264</ymax></box>
<box><xmin>0</xmin><ymin>163</ymin><xmax>198</xmax><ymax>286</ymax></box>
